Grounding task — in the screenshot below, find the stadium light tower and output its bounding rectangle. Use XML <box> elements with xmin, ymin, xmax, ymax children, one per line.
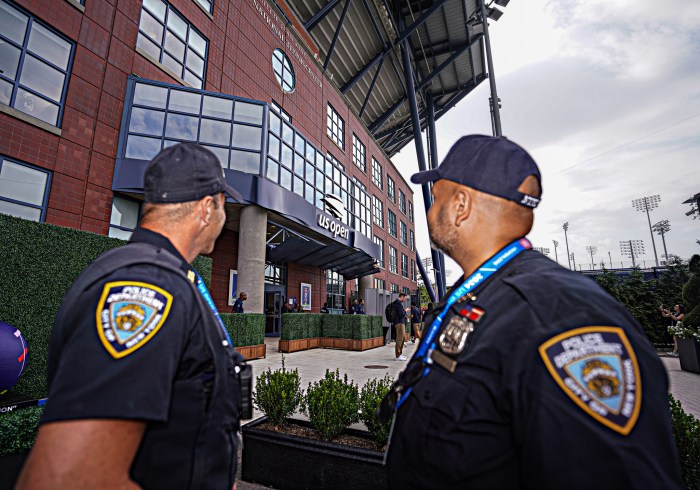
<box><xmin>552</xmin><ymin>240</ymin><xmax>559</xmax><ymax>264</ymax></box>
<box><xmin>585</xmin><ymin>246</ymin><xmax>597</xmax><ymax>270</ymax></box>
<box><xmin>534</xmin><ymin>247</ymin><xmax>550</xmax><ymax>256</ymax></box>
<box><xmin>652</xmin><ymin>220</ymin><xmax>671</xmax><ymax>262</ymax></box>
<box><xmin>563</xmin><ymin>222</ymin><xmax>571</xmax><ymax>269</ymax></box>
<box><xmin>570</xmin><ymin>252</ymin><xmax>576</xmax><ymax>271</ymax></box>
<box><xmin>620</xmin><ymin>240</ymin><xmax>644</xmax><ymax>268</ymax></box>
<box><xmin>632</xmin><ymin>195</ymin><xmax>660</xmax><ymax>266</ymax></box>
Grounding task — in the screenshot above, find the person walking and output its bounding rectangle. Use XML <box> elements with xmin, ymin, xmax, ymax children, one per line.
<box><xmin>17</xmin><ymin>143</ymin><xmax>251</xmax><ymax>490</ymax></box>
<box><xmin>410</xmin><ymin>302</ymin><xmax>422</xmax><ymax>343</ymax></box>
<box><xmin>381</xmin><ymin>135</ymin><xmax>681</xmax><ymax>489</ymax></box>
<box><xmin>392</xmin><ymin>292</ymin><xmax>409</xmax><ymax>361</ymax></box>
<box><xmin>233</xmin><ymin>291</ymin><xmax>247</xmax><ymax>313</ymax></box>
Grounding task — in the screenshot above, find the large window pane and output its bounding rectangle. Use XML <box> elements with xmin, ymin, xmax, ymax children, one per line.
<box><xmin>128</xmin><ymin>107</ymin><xmax>165</xmax><ymax>136</ymax></box>
<box><xmin>126</xmin><ymin>135</ymin><xmax>162</xmax><ymax>160</ymax></box>
<box><xmin>0</xmin><ymin>79</ymin><xmax>12</xmax><ymax>105</ymax></box>
<box><xmin>199</xmin><ymin>118</ymin><xmax>230</xmax><ymax>145</ymax></box>
<box><xmin>0</xmin><ymin>200</ymin><xmax>40</xmax><ymax>221</ymax></box>
<box><xmin>0</xmin><ymin>42</ymin><xmax>21</xmax><ymax>81</ymax></box>
<box><xmin>161</xmin><ymin>52</ymin><xmax>183</xmax><ymax>77</ymax></box>
<box><xmin>202</xmin><ymin>95</ymin><xmax>232</xmax><ymax>119</ymax></box>
<box><xmin>234</xmin><ymin>102</ymin><xmax>263</xmax><ymax>124</ymax></box>
<box><xmin>16</xmin><ymin>88</ymin><xmax>59</xmax><ymax>125</ymax></box>
<box><xmin>204</xmin><ymin>145</ymin><xmax>229</xmax><ymax>168</ymax></box>
<box><xmin>188</xmin><ymin>30</ymin><xmax>206</xmax><ymax>57</ymax></box>
<box><xmin>164</xmin><ymin>30</ymin><xmax>185</xmax><ymax>62</ymax></box>
<box><xmin>27</xmin><ymin>23</ymin><xmax>71</xmax><ymax>70</ymax></box>
<box><xmin>231</xmin><ymin>150</ymin><xmax>260</xmax><ymax>174</ymax></box>
<box><xmin>133</xmin><ymin>82</ymin><xmax>167</xmax><ymax>109</ymax></box>
<box><xmin>19</xmin><ymin>55</ymin><xmax>65</xmax><ymax>102</ymax></box>
<box><xmin>143</xmin><ymin>0</ymin><xmax>166</xmax><ymax>21</ymax></box>
<box><xmin>268</xmin><ymin>135</ymin><xmax>280</xmax><ymax>160</ymax></box>
<box><xmin>231</xmin><ymin>124</ymin><xmax>261</xmax><ymax>151</ymax></box>
<box><xmin>165</xmin><ymin>113</ymin><xmax>198</xmax><ymax>139</ymax></box>
<box><xmin>166</xmin><ymin>10</ymin><xmax>187</xmax><ymax>39</ymax></box>
<box><xmin>0</xmin><ymin>2</ymin><xmax>28</xmax><ymax>44</ymax></box>
<box><xmin>110</xmin><ymin>196</ymin><xmax>140</xmax><ymax>229</ymax></box>
<box><xmin>0</xmin><ymin>160</ymin><xmax>47</xmax><ymax>205</ymax></box>
<box><xmin>266</xmin><ymin>158</ymin><xmax>279</xmax><ymax>182</ymax></box>
<box><xmin>139</xmin><ymin>9</ymin><xmax>163</xmax><ymax>44</ymax></box>
<box><xmin>187</xmin><ymin>52</ymin><xmax>205</xmax><ymax>77</ymax></box>
<box><xmin>136</xmin><ymin>33</ymin><xmax>162</xmax><ymax>61</ymax></box>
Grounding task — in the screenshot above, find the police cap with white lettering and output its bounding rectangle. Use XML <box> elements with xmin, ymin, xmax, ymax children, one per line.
<box><xmin>144</xmin><ymin>142</ymin><xmax>244</xmax><ymax>204</ymax></box>
<box><xmin>410</xmin><ymin>135</ymin><xmax>542</xmax><ymax>208</ymax></box>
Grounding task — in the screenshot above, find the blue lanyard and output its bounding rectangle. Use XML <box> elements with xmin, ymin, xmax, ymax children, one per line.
<box><xmin>395</xmin><ymin>238</ymin><xmax>531</xmax><ymax>409</ymax></box>
<box><xmin>193</xmin><ymin>270</ymin><xmax>234</xmax><ymax>348</ymax></box>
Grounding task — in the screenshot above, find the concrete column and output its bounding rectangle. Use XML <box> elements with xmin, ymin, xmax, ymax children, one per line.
<box><xmin>358</xmin><ymin>274</ymin><xmax>373</xmax><ymax>301</ymax></box>
<box><xmin>237</xmin><ymin>205</ymin><xmax>267</xmax><ymax>313</ymax></box>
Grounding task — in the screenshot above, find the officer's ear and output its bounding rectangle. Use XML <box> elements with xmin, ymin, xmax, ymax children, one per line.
<box><xmin>198</xmin><ymin>195</ymin><xmax>216</xmax><ymax>225</ymax></box>
<box><xmin>453</xmin><ymin>186</ymin><xmax>472</xmax><ymax>227</ymax></box>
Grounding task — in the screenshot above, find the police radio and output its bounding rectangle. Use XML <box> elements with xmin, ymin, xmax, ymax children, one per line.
<box><xmin>235</xmin><ymin>363</ymin><xmax>253</xmax><ymax>420</ymax></box>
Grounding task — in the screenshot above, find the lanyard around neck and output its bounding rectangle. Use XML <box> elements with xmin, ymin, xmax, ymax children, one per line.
<box><xmin>192</xmin><ymin>270</ymin><xmax>234</xmax><ymax>348</ymax></box>
<box><xmin>395</xmin><ymin>237</ymin><xmax>531</xmax><ymax>410</ymax></box>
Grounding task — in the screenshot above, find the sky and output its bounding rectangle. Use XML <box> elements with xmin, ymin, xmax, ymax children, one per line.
<box><xmin>391</xmin><ymin>0</ymin><xmax>700</xmax><ymax>282</ymax></box>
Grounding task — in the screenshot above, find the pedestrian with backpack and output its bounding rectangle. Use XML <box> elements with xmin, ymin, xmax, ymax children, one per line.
<box><xmin>386</xmin><ymin>292</ymin><xmax>409</xmax><ymax>361</ymax></box>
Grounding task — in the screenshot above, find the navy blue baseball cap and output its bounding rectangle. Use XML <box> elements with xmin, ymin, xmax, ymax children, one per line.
<box><xmin>144</xmin><ymin>142</ymin><xmax>244</xmax><ymax>203</ymax></box>
<box><xmin>410</xmin><ymin>135</ymin><xmax>542</xmax><ymax>208</ymax></box>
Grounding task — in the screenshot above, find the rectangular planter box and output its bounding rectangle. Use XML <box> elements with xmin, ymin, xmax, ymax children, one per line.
<box><xmin>678</xmin><ymin>337</ymin><xmax>700</xmax><ymax>374</ymax></box>
<box><xmin>279</xmin><ymin>337</ymin><xmax>321</xmax><ymax>353</ymax></box>
<box><xmin>235</xmin><ymin>343</ymin><xmax>266</xmax><ymax>360</ymax></box>
<box><xmin>320</xmin><ymin>337</ymin><xmax>384</xmax><ymax>351</ymax></box>
<box><xmin>242</xmin><ymin>416</ymin><xmax>387</xmax><ymax>490</ymax></box>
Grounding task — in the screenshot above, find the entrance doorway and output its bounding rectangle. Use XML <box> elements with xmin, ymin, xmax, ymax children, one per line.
<box><xmin>264</xmin><ymin>285</ymin><xmax>285</xmax><ymax>337</ymax></box>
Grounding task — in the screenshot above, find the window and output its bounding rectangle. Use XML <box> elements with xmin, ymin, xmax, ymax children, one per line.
<box><xmin>272</xmin><ymin>49</ymin><xmax>295</xmax><ymax>93</ymax></box>
<box><xmin>410</xmin><ymin>229</ymin><xmax>414</xmax><ymax>251</ymax></box>
<box><xmin>399</xmin><ymin>190</ymin><xmax>406</xmax><ymax>214</ymax></box>
<box><xmin>348</xmin><ymin>178</ymin><xmax>371</xmax><ymax>238</ymax></box>
<box><xmin>373</xmin><ymin>236</ymin><xmax>384</xmax><ymax>268</ymax></box>
<box><xmin>374</xmin><ymin>278</ymin><xmax>385</xmax><ymax>290</ymax></box>
<box><xmin>123</xmin><ymin>80</ymin><xmax>265</xmax><ymax>173</ymax></box>
<box><xmin>194</xmin><ymin>0</ymin><xmax>213</xmax><ymax>14</ymax></box>
<box><xmin>411</xmin><ymin>259</ymin><xmax>416</xmax><ymax>281</ymax></box>
<box><xmin>408</xmin><ymin>201</ymin><xmax>414</xmax><ymax>223</ymax></box>
<box><xmin>352</xmin><ymin>134</ymin><xmax>365</xmax><ymax>173</ymax></box>
<box><xmin>388</xmin><ymin>209</ymin><xmax>397</xmax><ymax>238</ymax></box>
<box><xmin>109</xmin><ymin>196</ymin><xmax>140</xmax><ymax>239</ymax></box>
<box><xmin>387</xmin><ymin>175</ymin><xmax>395</xmax><ymax>202</ymax></box>
<box><xmin>265</xmin><ymin>263</ymin><xmax>286</xmax><ymax>285</ymax></box>
<box><xmin>400</xmin><ymin>221</ymin><xmax>407</xmax><ymax>245</ymax></box>
<box><xmin>390</xmin><ymin>283</ymin><xmax>399</xmax><ymax>293</ymax></box>
<box><xmin>137</xmin><ymin>0</ymin><xmax>208</xmax><ymax>88</ymax></box>
<box><xmin>371</xmin><ymin>157</ymin><xmax>382</xmax><ymax>189</ymax></box>
<box><xmin>402</xmin><ymin>286</ymin><xmax>410</xmax><ymax>295</ymax></box>
<box><xmin>389</xmin><ymin>245</ymin><xmax>398</xmax><ymax>274</ymax></box>
<box><xmin>401</xmin><ymin>253</ymin><xmax>408</xmax><ymax>278</ymax></box>
<box><xmin>325</xmin><ymin>270</ymin><xmax>346</xmax><ymax>309</ymax></box>
<box><xmin>327</xmin><ymin>104</ymin><xmax>344</xmax><ymax>149</ymax></box>
<box><xmin>372</xmin><ymin>195</ymin><xmax>384</xmax><ymax>228</ymax></box>
<box><xmin>0</xmin><ymin>156</ymin><xmax>51</xmax><ymax>222</ymax></box>
<box><xmin>0</xmin><ymin>1</ymin><xmax>74</xmax><ymax>126</ymax></box>
<box><xmin>271</xmin><ymin>100</ymin><xmax>291</xmax><ymax>123</ymax></box>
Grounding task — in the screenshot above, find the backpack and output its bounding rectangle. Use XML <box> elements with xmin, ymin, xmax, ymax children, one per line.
<box><xmin>385</xmin><ymin>302</ymin><xmax>397</xmax><ymax>323</ymax></box>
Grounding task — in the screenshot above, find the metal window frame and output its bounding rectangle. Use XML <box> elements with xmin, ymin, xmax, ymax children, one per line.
<box><xmin>389</xmin><ymin>245</ymin><xmax>398</xmax><ymax>274</ymax></box>
<box><xmin>387</xmin><ymin>175</ymin><xmax>395</xmax><ymax>202</ymax></box>
<box><xmin>271</xmin><ymin>99</ymin><xmax>292</xmax><ymax>123</ymax></box>
<box><xmin>193</xmin><ymin>0</ymin><xmax>213</xmax><ymax>15</ymax></box>
<box><xmin>272</xmin><ymin>48</ymin><xmax>295</xmax><ymax>93</ymax></box>
<box><xmin>0</xmin><ymin>0</ymin><xmax>76</xmax><ymax>127</ymax></box>
<box><xmin>388</xmin><ymin>209</ymin><xmax>397</xmax><ymax>238</ymax></box>
<box><xmin>371</xmin><ymin>157</ymin><xmax>383</xmax><ymax>190</ymax></box>
<box><xmin>352</xmin><ymin>133</ymin><xmax>366</xmax><ymax>173</ymax></box>
<box><xmin>401</xmin><ymin>253</ymin><xmax>408</xmax><ymax>278</ymax></box>
<box><xmin>399</xmin><ymin>189</ymin><xmax>406</xmax><ymax>214</ymax></box>
<box><xmin>373</xmin><ymin>235</ymin><xmax>385</xmax><ymax>268</ymax></box>
<box><xmin>400</xmin><ymin>220</ymin><xmax>407</xmax><ymax>245</ymax></box>
<box><xmin>0</xmin><ymin>154</ymin><xmax>52</xmax><ymax>222</ymax></box>
<box><xmin>138</xmin><ymin>0</ymin><xmax>209</xmax><ymax>88</ymax></box>
<box><xmin>326</xmin><ymin>103</ymin><xmax>344</xmax><ymax>149</ymax></box>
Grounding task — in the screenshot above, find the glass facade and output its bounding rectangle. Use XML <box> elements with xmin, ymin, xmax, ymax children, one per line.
<box><xmin>327</xmin><ymin>103</ymin><xmax>344</xmax><ymax>149</ymax></box>
<box><xmin>352</xmin><ymin>133</ymin><xmax>365</xmax><ymax>173</ymax></box>
<box><xmin>123</xmin><ymin>80</ymin><xmax>264</xmax><ymax>171</ymax></box>
<box><xmin>325</xmin><ymin>270</ymin><xmax>346</xmax><ymax>309</ymax></box>
<box><xmin>388</xmin><ymin>209</ymin><xmax>397</xmax><ymax>238</ymax></box>
<box><xmin>0</xmin><ymin>156</ymin><xmax>51</xmax><ymax>222</ymax></box>
<box><xmin>109</xmin><ymin>195</ymin><xmax>140</xmax><ymax>239</ymax></box>
<box><xmin>272</xmin><ymin>49</ymin><xmax>294</xmax><ymax>93</ymax></box>
<box><xmin>271</xmin><ymin>100</ymin><xmax>291</xmax><ymax>123</ymax></box>
<box><xmin>0</xmin><ymin>0</ymin><xmax>74</xmax><ymax>126</ymax></box>
<box><xmin>137</xmin><ymin>0</ymin><xmax>207</xmax><ymax>88</ymax></box>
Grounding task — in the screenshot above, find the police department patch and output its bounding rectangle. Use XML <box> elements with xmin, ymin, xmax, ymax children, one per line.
<box><xmin>96</xmin><ymin>281</ymin><xmax>173</xmax><ymax>359</ymax></box>
<box><xmin>538</xmin><ymin>326</ymin><xmax>641</xmax><ymax>435</ymax></box>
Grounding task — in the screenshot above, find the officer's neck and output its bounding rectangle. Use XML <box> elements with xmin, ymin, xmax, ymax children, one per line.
<box><xmin>458</xmin><ymin>237</ymin><xmax>518</xmax><ymax>280</ymax></box>
<box><xmin>141</xmin><ymin>222</ymin><xmax>201</xmax><ymax>263</ymax></box>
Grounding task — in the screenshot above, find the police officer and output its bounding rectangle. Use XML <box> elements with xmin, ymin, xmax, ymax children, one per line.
<box><xmin>382</xmin><ymin>135</ymin><xmax>682</xmax><ymax>488</ymax></box>
<box><xmin>17</xmin><ymin>143</ymin><xmax>249</xmax><ymax>489</ymax></box>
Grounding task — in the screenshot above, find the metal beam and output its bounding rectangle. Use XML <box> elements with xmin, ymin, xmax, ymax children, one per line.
<box><xmin>426</xmin><ymin>93</ymin><xmax>446</xmax><ymax>297</ymax></box>
<box><xmin>359</xmin><ymin>56</ymin><xmax>384</xmax><ymax>118</ymax></box>
<box><xmin>341</xmin><ymin>45</ymin><xmax>389</xmax><ymax>94</ymax></box>
<box><xmin>417</xmin><ymin>34</ymin><xmax>482</xmax><ymax>90</ymax></box>
<box><xmin>394</xmin><ymin>0</ymin><xmax>449</xmax><ymax>47</ymax></box>
<box><xmin>368</xmin><ymin>96</ymin><xmax>405</xmax><ymax>132</ymax></box>
<box><xmin>304</xmin><ymin>0</ymin><xmax>342</xmax><ymax>32</ymax></box>
<box><xmin>416</xmin><ymin>251</ymin><xmax>436</xmax><ymax>303</ymax></box>
<box><xmin>324</xmin><ymin>0</ymin><xmax>352</xmax><ymax>71</ymax></box>
<box><xmin>360</xmin><ymin>0</ymin><xmax>385</xmax><ymax>43</ymax></box>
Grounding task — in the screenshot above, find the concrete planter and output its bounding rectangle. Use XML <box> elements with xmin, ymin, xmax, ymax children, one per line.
<box><xmin>677</xmin><ymin>337</ymin><xmax>700</xmax><ymax>374</ymax></box>
<box><xmin>241</xmin><ymin>416</ymin><xmax>388</xmax><ymax>490</ymax></box>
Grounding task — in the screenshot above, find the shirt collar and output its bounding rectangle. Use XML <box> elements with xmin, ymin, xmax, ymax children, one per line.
<box><xmin>129</xmin><ymin>227</ymin><xmax>189</xmax><ymax>265</ymax></box>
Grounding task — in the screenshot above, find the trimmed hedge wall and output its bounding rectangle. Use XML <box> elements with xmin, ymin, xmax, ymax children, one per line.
<box><xmin>281</xmin><ymin>313</ymin><xmax>310</xmax><ymax>340</ymax></box>
<box><xmin>0</xmin><ymin>406</ymin><xmax>43</xmax><ymax>456</ymax></box>
<box><xmin>0</xmin><ymin>213</ymin><xmax>212</xmax><ymax>400</ymax></box>
<box><xmin>281</xmin><ymin>314</ymin><xmax>382</xmax><ymax>340</ymax></box>
<box><xmin>221</xmin><ymin>313</ymin><xmax>265</xmax><ymax>347</ymax></box>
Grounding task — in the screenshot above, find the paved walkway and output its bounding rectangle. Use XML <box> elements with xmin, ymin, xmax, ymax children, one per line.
<box><xmin>660</xmin><ymin>354</ymin><xmax>700</xmax><ymax>418</ymax></box>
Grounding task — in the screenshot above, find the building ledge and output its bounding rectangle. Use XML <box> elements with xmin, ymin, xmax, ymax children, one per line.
<box><xmin>0</xmin><ymin>104</ymin><xmax>62</xmax><ymax>136</ymax></box>
<box><xmin>135</xmin><ymin>46</ymin><xmax>194</xmax><ymax>89</ymax></box>
<box><xmin>65</xmin><ymin>0</ymin><xmax>85</xmax><ymax>13</ymax></box>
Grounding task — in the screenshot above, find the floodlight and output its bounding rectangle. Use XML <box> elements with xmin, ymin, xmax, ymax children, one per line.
<box><xmin>486</xmin><ymin>7</ymin><xmax>503</xmax><ymax>21</ymax></box>
<box><xmin>495</xmin><ymin>0</ymin><xmax>511</xmax><ymax>6</ymax></box>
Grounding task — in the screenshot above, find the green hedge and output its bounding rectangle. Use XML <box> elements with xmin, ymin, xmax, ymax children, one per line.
<box><xmin>0</xmin><ymin>213</ymin><xmax>212</xmax><ymax>400</ymax></box>
<box><xmin>221</xmin><ymin>313</ymin><xmax>264</xmax><ymax>347</ymax></box>
<box><xmin>371</xmin><ymin>315</ymin><xmax>383</xmax><ymax>338</ymax></box>
<box><xmin>0</xmin><ymin>406</ymin><xmax>44</xmax><ymax>456</ymax></box>
<box><xmin>319</xmin><ymin>315</ymin><xmax>382</xmax><ymax>339</ymax></box>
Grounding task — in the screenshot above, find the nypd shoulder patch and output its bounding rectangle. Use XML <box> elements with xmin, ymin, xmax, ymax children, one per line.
<box><xmin>538</xmin><ymin>326</ymin><xmax>641</xmax><ymax>436</ymax></box>
<box><xmin>96</xmin><ymin>281</ymin><xmax>173</xmax><ymax>359</ymax></box>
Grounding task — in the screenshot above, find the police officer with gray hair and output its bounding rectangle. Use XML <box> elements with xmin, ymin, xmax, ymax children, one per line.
<box><xmin>380</xmin><ymin>135</ymin><xmax>681</xmax><ymax>489</ymax></box>
<box><xmin>18</xmin><ymin>143</ymin><xmax>252</xmax><ymax>489</ymax></box>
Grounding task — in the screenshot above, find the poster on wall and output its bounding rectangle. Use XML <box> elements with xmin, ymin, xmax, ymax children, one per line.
<box><xmin>228</xmin><ymin>270</ymin><xmax>238</xmax><ymax>306</ymax></box>
<box><xmin>300</xmin><ymin>283</ymin><xmax>311</xmax><ymax>311</ymax></box>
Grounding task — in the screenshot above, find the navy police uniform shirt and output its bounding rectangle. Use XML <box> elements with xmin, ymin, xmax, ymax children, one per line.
<box><xmin>43</xmin><ymin>227</ymin><xmax>241</xmax><ymax>489</ymax></box>
<box><xmin>233</xmin><ymin>297</ymin><xmax>244</xmax><ymax>313</ymax></box>
<box><xmin>387</xmin><ymin>249</ymin><xmax>682</xmax><ymax>489</ymax></box>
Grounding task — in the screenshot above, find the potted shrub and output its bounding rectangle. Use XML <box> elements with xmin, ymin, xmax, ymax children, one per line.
<box><xmin>672</xmin><ymin>274</ymin><xmax>700</xmax><ymax>374</ymax></box>
<box><xmin>222</xmin><ymin>313</ymin><xmax>266</xmax><ymax>359</ymax></box>
<box><xmin>242</xmin><ymin>367</ymin><xmax>389</xmax><ymax>490</ymax></box>
<box><xmin>668</xmin><ymin>394</ymin><xmax>700</xmax><ymax>489</ymax></box>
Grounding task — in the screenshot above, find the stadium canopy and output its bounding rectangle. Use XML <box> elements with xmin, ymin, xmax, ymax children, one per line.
<box><xmin>282</xmin><ymin>0</ymin><xmax>488</xmax><ymax>157</ymax></box>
